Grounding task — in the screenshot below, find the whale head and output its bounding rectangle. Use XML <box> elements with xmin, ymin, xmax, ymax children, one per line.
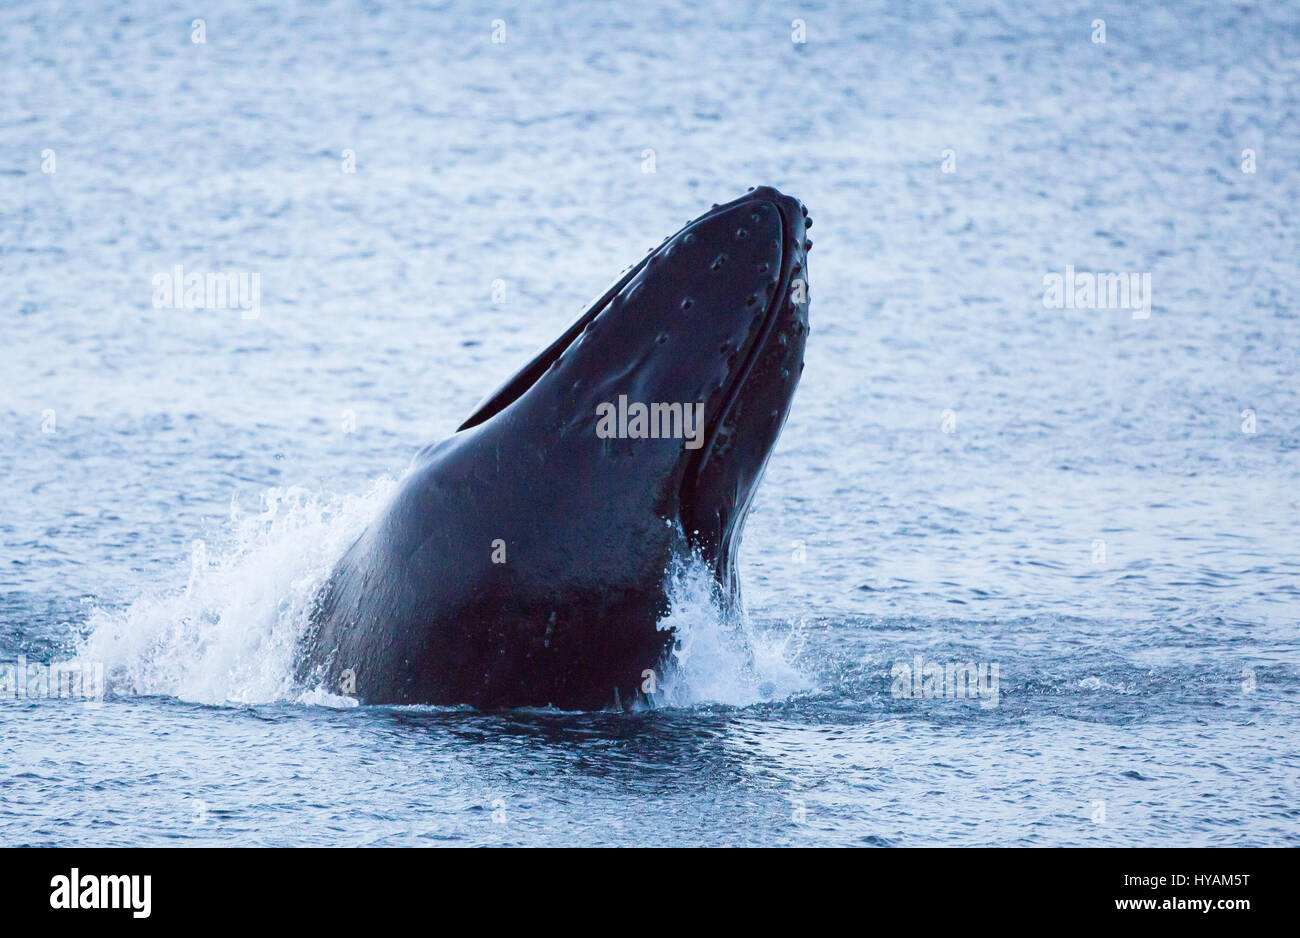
<box><xmin>457</xmin><ymin>186</ymin><xmax>811</xmax><ymax>596</ymax></box>
<box><xmin>303</xmin><ymin>187</ymin><xmax>811</xmax><ymax>708</ymax></box>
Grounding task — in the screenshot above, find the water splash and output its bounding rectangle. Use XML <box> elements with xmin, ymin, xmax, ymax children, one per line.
<box><xmin>76</xmin><ymin>481</ymin><xmax>395</xmax><ymax>706</ymax></box>
<box><xmin>654</xmin><ymin>547</ymin><xmax>812</xmax><ymax>708</ymax></box>
<box><xmin>76</xmin><ymin>487</ymin><xmax>808</xmax><ymax>711</ymax></box>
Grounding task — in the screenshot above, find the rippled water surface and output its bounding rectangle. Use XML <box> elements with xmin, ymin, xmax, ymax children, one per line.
<box><xmin>2</xmin><ymin>0</ymin><xmax>1298</xmax><ymax>845</ymax></box>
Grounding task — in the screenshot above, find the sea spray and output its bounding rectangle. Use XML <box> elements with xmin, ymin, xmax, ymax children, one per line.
<box><xmin>654</xmin><ymin>546</ymin><xmax>812</xmax><ymax>708</ymax></box>
<box><xmin>76</xmin><ymin>481</ymin><xmax>395</xmax><ymax>706</ymax></box>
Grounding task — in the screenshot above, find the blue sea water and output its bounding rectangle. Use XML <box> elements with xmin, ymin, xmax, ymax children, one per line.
<box><xmin>2</xmin><ymin>0</ymin><xmax>1298</xmax><ymax>846</ymax></box>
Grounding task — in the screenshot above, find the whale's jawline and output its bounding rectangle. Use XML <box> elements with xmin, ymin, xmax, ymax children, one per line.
<box><xmin>454</xmin><ymin>260</ymin><xmax>646</xmax><ymax>432</ymax></box>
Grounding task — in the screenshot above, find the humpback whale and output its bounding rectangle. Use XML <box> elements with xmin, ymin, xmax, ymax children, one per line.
<box><xmin>298</xmin><ymin>186</ymin><xmax>811</xmax><ymax>709</ymax></box>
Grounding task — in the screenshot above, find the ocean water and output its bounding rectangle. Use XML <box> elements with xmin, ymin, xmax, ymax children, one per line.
<box><xmin>2</xmin><ymin>0</ymin><xmax>1298</xmax><ymax>846</ymax></box>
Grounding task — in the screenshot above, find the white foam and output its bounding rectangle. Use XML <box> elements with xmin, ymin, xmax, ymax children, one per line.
<box><xmin>76</xmin><ymin>481</ymin><xmax>395</xmax><ymax>705</ymax></box>
<box><xmin>1077</xmin><ymin>675</ymin><xmax>1138</xmax><ymax>695</ymax></box>
<box><xmin>654</xmin><ymin>548</ymin><xmax>813</xmax><ymax>708</ymax></box>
